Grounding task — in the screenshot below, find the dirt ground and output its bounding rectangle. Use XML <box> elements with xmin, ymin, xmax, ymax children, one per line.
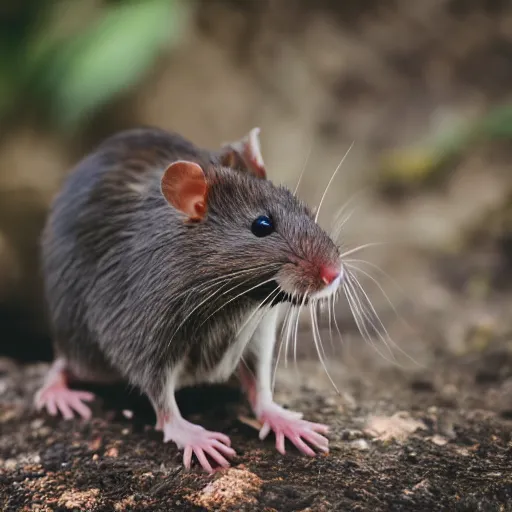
<box><xmin>1</xmin><ymin>238</ymin><xmax>511</xmax><ymax>511</ymax></box>
<box><xmin>1</xmin><ymin>1</ymin><xmax>512</xmax><ymax>511</ymax></box>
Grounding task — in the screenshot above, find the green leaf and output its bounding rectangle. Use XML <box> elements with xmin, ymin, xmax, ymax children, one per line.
<box><xmin>50</xmin><ymin>0</ymin><xmax>185</xmax><ymax>127</ymax></box>
<box><xmin>477</xmin><ymin>104</ymin><xmax>512</xmax><ymax>139</ymax></box>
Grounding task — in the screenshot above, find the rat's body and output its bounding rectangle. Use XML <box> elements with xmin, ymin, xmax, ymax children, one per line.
<box><xmin>36</xmin><ymin>127</ymin><xmax>343</xmax><ymax>472</ymax></box>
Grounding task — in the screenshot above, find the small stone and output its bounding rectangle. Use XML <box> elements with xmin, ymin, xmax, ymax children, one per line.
<box><xmin>364</xmin><ymin>412</ymin><xmax>426</xmax><ymax>443</ymax></box>
<box><xmin>58</xmin><ymin>488</ymin><xmax>99</xmax><ymax>509</ymax></box>
<box><xmin>105</xmin><ymin>447</ymin><xmax>119</xmax><ymax>458</ymax></box>
<box><xmin>114</xmin><ymin>495</ymin><xmax>136</xmax><ymax>511</ymax></box>
<box><xmin>341</xmin><ymin>429</ymin><xmax>363</xmax><ymax>441</ymax></box>
<box><xmin>439</xmin><ymin>384</ymin><xmax>459</xmax><ymax>407</ymax></box>
<box><xmin>350</xmin><ymin>439</ymin><xmax>370</xmax><ymax>451</ymax></box>
<box><xmin>122</xmin><ymin>409</ymin><xmax>133</xmax><ymax>419</ymax></box>
<box><xmin>30</xmin><ymin>419</ymin><xmax>44</xmax><ymax>430</ymax></box>
<box><xmin>88</xmin><ymin>437</ymin><xmax>102</xmax><ymax>451</ymax></box>
<box><xmin>121</xmin><ymin>428</ymin><xmax>130</xmax><ymax>435</ymax></box>
<box><xmin>4</xmin><ymin>458</ymin><xmax>17</xmax><ymax>470</ymax></box>
<box><xmin>429</xmin><ymin>435</ymin><xmax>448</xmax><ymax>446</ymax></box>
<box><xmin>187</xmin><ymin>468</ymin><xmax>262</xmax><ymax>510</ymax></box>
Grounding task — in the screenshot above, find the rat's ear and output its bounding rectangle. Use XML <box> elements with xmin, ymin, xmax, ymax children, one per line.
<box><xmin>161</xmin><ymin>161</ymin><xmax>208</xmax><ymax>221</ymax></box>
<box><xmin>219</xmin><ymin>127</ymin><xmax>266</xmax><ymax>179</ymax></box>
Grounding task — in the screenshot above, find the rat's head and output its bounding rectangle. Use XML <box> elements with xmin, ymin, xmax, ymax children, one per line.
<box><xmin>160</xmin><ymin>128</ymin><xmax>343</xmax><ymax>304</ymax></box>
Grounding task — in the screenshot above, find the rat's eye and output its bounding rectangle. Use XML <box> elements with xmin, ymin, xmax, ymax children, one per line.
<box><xmin>251</xmin><ymin>215</ymin><xmax>274</xmax><ymax>237</ymax></box>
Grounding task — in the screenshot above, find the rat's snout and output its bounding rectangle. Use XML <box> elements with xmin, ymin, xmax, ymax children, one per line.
<box><xmin>313</xmin><ymin>260</ymin><xmax>343</xmax><ymax>299</ymax></box>
<box><xmin>320</xmin><ymin>264</ymin><xmax>340</xmax><ymax>286</ymax></box>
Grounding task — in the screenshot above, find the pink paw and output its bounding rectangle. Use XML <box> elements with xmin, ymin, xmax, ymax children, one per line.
<box><xmin>258</xmin><ymin>403</ymin><xmax>329</xmax><ymax>456</ymax></box>
<box><xmin>35</xmin><ymin>384</ymin><xmax>95</xmax><ymax>420</ymax></box>
<box><xmin>163</xmin><ymin>419</ymin><xmax>236</xmax><ymax>474</ymax></box>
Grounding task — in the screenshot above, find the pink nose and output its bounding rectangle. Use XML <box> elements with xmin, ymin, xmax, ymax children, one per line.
<box><xmin>320</xmin><ymin>265</ymin><xmax>340</xmax><ymax>286</ymax></box>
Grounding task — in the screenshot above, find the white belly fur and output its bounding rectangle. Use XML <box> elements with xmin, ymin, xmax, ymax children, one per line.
<box><xmin>175</xmin><ymin>306</ymin><xmax>268</xmax><ymax>388</ymax></box>
<box><xmin>205</xmin><ymin>307</ymin><xmax>264</xmax><ymax>383</ymax></box>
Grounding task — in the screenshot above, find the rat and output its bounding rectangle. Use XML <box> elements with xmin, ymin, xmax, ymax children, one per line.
<box><xmin>34</xmin><ymin>126</ymin><xmax>343</xmax><ymax>473</ymax></box>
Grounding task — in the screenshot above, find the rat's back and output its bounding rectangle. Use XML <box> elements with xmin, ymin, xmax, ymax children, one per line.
<box><xmin>41</xmin><ymin>128</ymin><xmax>212</xmax><ymax>379</ymax></box>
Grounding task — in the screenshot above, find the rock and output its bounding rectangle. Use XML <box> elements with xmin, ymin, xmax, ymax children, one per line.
<box><xmin>58</xmin><ymin>488</ymin><xmax>100</xmax><ymax>510</ymax></box>
<box><xmin>350</xmin><ymin>439</ymin><xmax>370</xmax><ymax>451</ymax></box>
<box><xmin>187</xmin><ymin>467</ymin><xmax>262</xmax><ymax>511</ymax></box>
<box><xmin>364</xmin><ymin>412</ymin><xmax>427</xmax><ymax>443</ymax></box>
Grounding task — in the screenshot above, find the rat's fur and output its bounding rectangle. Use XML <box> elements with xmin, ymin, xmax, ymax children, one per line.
<box><xmin>41</xmin><ymin>127</ymin><xmax>339</xmax><ymax>412</ymax></box>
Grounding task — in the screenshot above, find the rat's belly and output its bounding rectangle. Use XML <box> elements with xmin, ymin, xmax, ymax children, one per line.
<box><xmin>178</xmin><ymin>307</ymin><xmax>263</xmax><ymax>387</ymax></box>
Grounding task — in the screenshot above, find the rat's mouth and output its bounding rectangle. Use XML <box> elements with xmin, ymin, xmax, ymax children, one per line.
<box><xmin>246</xmin><ymin>280</ymin><xmax>307</xmax><ymax>306</ymax></box>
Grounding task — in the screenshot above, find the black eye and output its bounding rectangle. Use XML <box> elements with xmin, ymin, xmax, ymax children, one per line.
<box><xmin>251</xmin><ymin>215</ymin><xmax>274</xmax><ymax>237</ymax></box>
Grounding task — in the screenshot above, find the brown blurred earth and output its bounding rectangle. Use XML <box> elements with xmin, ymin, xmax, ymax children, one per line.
<box><xmin>0</xmin><ymin>1</ymin><xmax>511</xmax><ymax>510</ymax></box>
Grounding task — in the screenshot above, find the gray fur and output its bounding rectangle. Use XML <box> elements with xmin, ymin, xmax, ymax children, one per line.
<box><xmin>41</xmin><ymin>127</ymin><xmax>339</xmax><ymax>409</ymax></box>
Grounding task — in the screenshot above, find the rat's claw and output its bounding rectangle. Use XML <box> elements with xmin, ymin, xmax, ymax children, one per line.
<box><xmin>257</xmin><ymin>402</ymin><xmax>330</xmax><ymax>456</ymax></box>
<box><xmin>204</xmin><ymin>446</ymin><xmax>230</xmax><ymax>468</ymax></box>
<box><xmin>164</xmin><ymin>418</ymin><xmax>235</xmax><ymax>473</ymax></box>
<box><xmin>56</xmin><ymin>398</ymin><xmax>74</xmax><ymax>420</ymax></box>
<box><xmin>195</xmin><ymin>449</ymin><xmax>213</xmax><ymax>474</ymax></box>
<box><xmin>45</xmin><ymin>396</ymin><xmax>58</xmax><ymax>416</ymax></box>
<box><xmin>183</xmin><ymin>446</ymin><xmax>193</xmax><ymax>470</ymax></box>
<box><xmin>208</xmin><ymin>431</ymin><xmax>231</xmax><ymax>446</ymax></box>
<box><xmin>210</xmin><ymin>440</ymin><xmax>236</xmax><ymax>458</ymax></box>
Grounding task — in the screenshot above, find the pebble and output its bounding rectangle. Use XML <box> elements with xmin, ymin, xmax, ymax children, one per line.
<box><xmin>30</xmin><ymin>419</ymin><xmax>44</xmax><ymax>430</ymax></box>
<box><xmin>350</xmin><ymin>439</ymin><xmax>370</xmax><ymax>451</ymax></box>
<box><xmin>341</xmin><ymin>429</ymin><xmax>364</xmax><ymax>441</ymax></box>
<box><xmin>439</xmin><ymin>384</ymin><xmax>459</xmax><ymax>407</ymax></box>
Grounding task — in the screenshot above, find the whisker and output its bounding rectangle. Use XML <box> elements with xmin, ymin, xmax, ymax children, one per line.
<box><xmin>293</xmin><ymin>144</ymin><xmax>313</xmax><ymax>196</ymax></box>
<box><xmin>343</xmin><ymin>282</ymin><xmax>398</xmax><ymax>365</ymax></box>
<box><xmin>330</xmin><ymin>187</ymin><xmax>368</xmax><ymax>240</ymax></box>
<box><xmin>279</xmin><ymin>302</ymin><xmax>294</xmax><ymax>343</ymax></box>
<box><xmin>346</xmin><ymin>269</ymin><xmax>423</xmax><ymax>367</ymax></box>
<box><xmin>315</xmin><ymin>141</ymin><xmax>354</xmax><ymax>223</ymax></box>
<box><xmin>309</xmin><ymin>304</ymin><xmax>340</xmax><ymax>394</ymax></box>
<box><xmin>345</xmin><ymin>258</ymin><xmax>416</xmax><ymax>308</ymax></box>
<box><xmin>235</xmin><ymin>286</ymin><xmax>281</xmax><ymax>338</ymax></box>
<box><xmin>283</xmin><ymin>293</ymin><xmax>298</xmax><ymax>369</ymax></box>
<box><xmin>344</xmin><ymin>272</ymin><xmax>397</xmax><ymax>361</ymax></box>
<box><xmin>312</xmin><ymin>300</ymin><xmax>328</xmax><ymax>362</ymax></box>
<box><xmin>339</xmin><ymin>242</ymin><xmax>386</xmax><ymax>259</ymax></box>
<box><xmin>345</xmin><ymin>262</ymin><xmax>405</xmax><ymax>322</ymax></box>
<box><xmin>167</xmin><ymin>265</ymin><xmax>280</xmax><ymax>348</ymax></box>
<box><xmin>197</xmin><ymin>276</ymin><xmax>280</xmax><ymax>330</ymax></box>
<box><xmin>166</xmin><ymin>275</ymin><xmax>254</xmax><ymax>348</ymax></box>
<box><xmin>172</xmin><ymin>264</ymin><xmax>274</xmax><ymax>305</ymax></box>
<box><xmin>327</xmin><ymin>295</ymin><xmax>335</xmax><ymax>352</ymax></box>
<box><xmin>293</xmin><ymin>293</ymin><xmax>309</xmax><ymax>369</ymax></box>
<box><xmin>332</xmin><ymin>208</ymin><xmax>355</xmax><ymax>243</ymax></box>
<box><xmin>331</xmin><ymin>292</ymin><xmax>345</xmax><ymax>348</ymax></box>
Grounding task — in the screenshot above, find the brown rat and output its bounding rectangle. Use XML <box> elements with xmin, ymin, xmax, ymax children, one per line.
<box><xmin>35</xmin><ymin>126</ymin><xmax>343</xmax><ymax>472</ymax></box>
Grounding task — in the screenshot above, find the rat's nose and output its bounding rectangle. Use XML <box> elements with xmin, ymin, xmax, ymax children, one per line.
<box><xmin>320</xmin><ymin>265</ymin><xmax>340</xmax><ymax>286</ymax></box>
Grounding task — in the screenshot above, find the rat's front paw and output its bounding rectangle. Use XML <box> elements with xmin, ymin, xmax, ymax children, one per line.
<box><xmin>258</xmin><ymin>402</ymin><xmax>329</xmax><ymax>456</ymax></box>
<box><xmin>35</xmin><ymin>384</ymin><xmax>94</xmax><ymax>420</ymax></box>
<box><xmin>163</xmin><ymin>419</ymin><xmax>236</xmax><ymax>473</ymax></box>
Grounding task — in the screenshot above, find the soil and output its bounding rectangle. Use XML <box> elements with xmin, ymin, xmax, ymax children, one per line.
<box><xmin>1</xmin><ymin>1</ymin><xmax>512</xmax><ymax>511</ymax></box>
<box><xmin>1</xmin><ymin>249</ymin><xmax>511</xmax><ymax>512</ymax></box>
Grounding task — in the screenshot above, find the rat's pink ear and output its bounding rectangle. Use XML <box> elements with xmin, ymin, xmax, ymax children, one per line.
<box><xmin>219</xmin><ymin>127</ymin><xmax>266</xmax><ymax>179</ymax></box>
<box><xmin>161</xmin><ymin>161</ymin><xmax>208</xmax><ymax>221</ymax></box>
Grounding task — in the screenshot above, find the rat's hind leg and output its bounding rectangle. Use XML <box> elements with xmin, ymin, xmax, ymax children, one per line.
<box><xmin>239</xmin><ymin>308</ymin><xmax>330</xmax><ymax>456</ymax></box>
<box><xmin>34</xmin><ymin>358</ymin><xmax>95</xmax><ymax>420</ymax></box>
<box><xmin>152</xmin><ymin>373</ymin><xmax>236</xmax><ymax>473</ymax></box>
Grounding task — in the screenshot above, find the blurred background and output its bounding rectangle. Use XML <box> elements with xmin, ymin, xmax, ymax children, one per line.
<box><xmin>0</xmin><ymin>0</ymin><xmax>510</xmax><ymax>374</ymax></box>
